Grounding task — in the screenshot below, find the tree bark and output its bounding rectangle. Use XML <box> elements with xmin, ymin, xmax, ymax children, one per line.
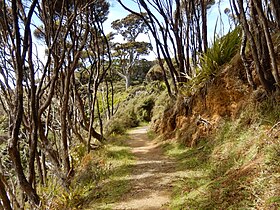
<box><xmin>125</xmin><ymin>75</ymin><xmax>131</xmax><ymax>89</ymax></box>
<box><xmin>8</xmin><ymin>0</ymin><xmax>40</xmax><ymax>205</ymax></box>
<box><xmin>27</xmin><ymin>24</ymin><xmax>39</xmax><ymax>189</ymax></box>
<box><xmin>35</xmin><ymin>151</ymin><xmax>44</xmax><ymax>185</ymax></box>
<box><xmin>233</xmin><ymin>0</ymin><xmax>272</xmax><ymax>92</ymax></box>
<box><xmin>174</xmin><ymin>0</ymin><xmax>186</xmax><ymax>82</ymax></box>
<box><xmin>74</xmin><ymin>82</ymin><xmax>104</xmax><ymax>142</ymax></box>
<box><xmin>253</xmin><ymin>0</ymin><xmax>280</xmax><ymax>86</ymax></box>
<box><xmin>200</xmin><ymin>0</ymin><xmax>208</xmax><ymax>52</ymax></box>
<box><xmin>60</xmin><ymin>71</ymin><xmax>71</xmax><ymax>176</ymax></box>
<box><xmin>271</xmin><ymin>0</ymin><xmax>280</xmax><ymax>28</ymax></box>
<box><xmin>0</xmin><ymin>174</ymin><xmax>12</xmax><ymax>210</ymax></box>
<box><xmin>240</xmin><ymin>30</ymin><xmax>256</xmax><ymax>89</ymax></box>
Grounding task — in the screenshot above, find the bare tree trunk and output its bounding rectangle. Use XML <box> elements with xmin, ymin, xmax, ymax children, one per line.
<box><xmin>158</xmin><ymin>57</ymin><xmax>174</xmax><ymax>99</ymax></box>
<box><xmin>253</xmin><ymin>0</ymin><xmax>280</xmax><ymax>86</ymax></box>
<box><xmin>174</xmin><ymin>0</ymin><xmax>186</xmax><ymax>82</ymax></box>
<box><xmin>7</xmin><ymin>0</ymin><xmax>40</xmax><ymax>205</ymax></box>
<box><xmin>67</xmin><ymin>104</ymin><xmax>87</xmax><ymax>146</ymax></box>
<box><xmin>109</xmin><ymin>70</ymin><xmax>115</xmax><ymax>116</ymax></box>
<box><xmin>9</xmin><ymin>140</ymin><xmax>40</xmax><ymax>206</ymax></box>
<box><xmin>240</xmin><ymin>30</ymin><xmax>256</xmax><ymax>89</ymax></box>
<box><xmin>36</xmin><ymin>151</ymin><xmax>44</xmax><ymax>185</ymax></box>
<box><xmin>74</xmin><ymin>81</ymin><xmax>104</xmax><ymax>142</ymax></box>
<box><xmin>60</xmin><ymin>71</ymin><xmax>71</xmax><ymax>177</ymax></box>
<box><xmin>41</xmin><ymin>153</ymin><xmax>47</xmax><ymax>186</ymax></box>
<box><xmin>0</xmin><ymin>174</ymin><xmax>12</xmax><ymax>210</ymax></box>
<box><xmin>125</xmin><ymin>75</ymin><xmax>131</xmax><ymax>89</ymax></box>
<box><xmin>27</xmin><ymin>27</ymin><xmax>39</xmax><ymax>189</ymax></box>
<box><xmin>200</xmin><ymin>0</ymin><xmax>208</xmax><ymax>52</ymax></box>
<box><xmin>271</xmin><ymin>0</ymin><xmax>280</xmax><ymax>28</ymax></box>
<box><xmin>105</xmin><ymin>80</ymin><xmax>111</xmax><ymax>119</ymax></box>
<box><xmin>87</xmin><ymin>89</ymin><xmax>96</xmax><ymax>153</ymax></box>
<box><xmin>0</xmin><ymin>161</ymin><xmax>22</xmax><ymax>210</ymax></box>
<box><xmin>96</xmin><ymin>98</ymin><xmax>104</xmax><ymax>139</ymax></box>
<box><xmin>233</xmin><ymin>0</ymin><xmax>272</xmax><ymax>92</ymax></box>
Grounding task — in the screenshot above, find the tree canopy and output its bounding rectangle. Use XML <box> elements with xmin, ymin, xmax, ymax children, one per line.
<box><xmin>111</xmin><ymin>12</ymin><xmax>152</xmax><ymax>89</ymax></box>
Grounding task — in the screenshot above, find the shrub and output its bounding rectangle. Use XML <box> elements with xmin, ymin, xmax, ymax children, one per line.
<box><xmin>135</xmin><ymin>96</ymin><xmax>155</xmax><ymax>122</ymax></box>
<box><xmin>105</xmin><ymin>85</ymin><xmax>161</xmax><ymax>135</ymax></box>
<box><xmin>146</xmin><ymin>64</ymin><xmax>164</xmax><ymax>82</ymax></box>
<box><xmin>105</xmin><ymin>109</ymin><xmax>139</xmax><ymax>135</ymax></box>
<box><xmin>0</xmin><ymin>115</ymin><xmax>8</xmax><ymax>134</ymax></box>
<box><xmin>200</xmin><ymin>27</ymin><xmax>241</xmax><ymax>79</ymax></box>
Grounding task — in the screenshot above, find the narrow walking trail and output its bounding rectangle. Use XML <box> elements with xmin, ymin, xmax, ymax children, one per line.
<box><xmin>112</xmin><ymin>126</ymin><xmax>178</xmax><ymax>210</ymax></box>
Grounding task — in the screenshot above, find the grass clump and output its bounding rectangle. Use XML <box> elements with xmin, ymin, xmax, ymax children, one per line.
<box><xmin>86</xmin><ymin>135</ymin><xmax>135</xmax><ymax>209</ymax></box>
<box><xmin>177</xmin><ymin>28</ymin><xmax>241</xmax><ymax>100</ymax></box>
<box><xmin>200</xmin><ymin>28</ymin><xmax>241</xmax><ymax>78</ymax></box>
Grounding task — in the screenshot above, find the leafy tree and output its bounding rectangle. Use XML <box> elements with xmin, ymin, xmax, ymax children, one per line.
<box><xmin>117</xmin><ymin>0</ymin><xmax>215</xmax><ymax>98</ymax></box>
<box><xmin>133</xmin><ymin>59</ymin><xmax>154</xmax><ymax>83</ymax></box>
<box><xmin>112</xmin><ymin>41</ymin><xmax>152</xmax><ymax>88</ymax></box>
<box><xmin>112</xmin><ymin>13</ymin><xmax>148</xmax><ymax>41</ymax></box>
<box><xmin>111</xmin><ymin>13</ymin><xmax>152</xmax><ymax>89</ymax></box>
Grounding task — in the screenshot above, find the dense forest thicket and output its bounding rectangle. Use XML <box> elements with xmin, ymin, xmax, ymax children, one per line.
<box><xmin>0</xmin><ymin>0</ymin><xmax>279</xmax><ymax>209</ymax></box>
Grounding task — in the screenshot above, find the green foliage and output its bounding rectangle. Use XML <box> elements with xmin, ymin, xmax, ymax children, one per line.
<box><xmin>71</xmin><ymin>143</ymin><xmax>87</xmax><ymax>165</ymax></box>
<box><xmin>111</xmin><ymin>12</ymin><xmax>148</xmax><ymax>42</ymax></box>
<box><xmin>106</xmin><ymin>83</ymin><xmax>164</xmax><ymax>135</ymax></box>
<box><xmin>0</xmin><ymin>115</ymin><xmax>8</xmax><ymax>134</ymax></box>
<box><xmin>199</xmin><ymin>27</ymin><xmax>241</xmax><ymax>79</ymax></box>
<box><xmin>132</xmin><ymin>59</ymin><xmax>154</xmax><ymax>84</ymax></box>
<box><xmin>145</xmin><ymin>64</ymin><xmax>164</xmax><ymax>82</ymax></box>
<box><xmin>75</xmin><ymin>153</ymin><xmax>110</xmax><ymax>186</ymax></box>
<box><xmin>135</xmin><ymin>96</ymin><xmax>155</xmax><ymax>122</ymax></box>
<box><xmin>106</xmin><ymin>112</ymin><xmax>139</xmax><ymax>135</ymax></box>
<box><xmin>178</xmin><ymin>28</ymin><xmax>242</xmax><ymax>100</ymax></box>
<box><xmin>111</xmin><ymin>12</ymin><xmax>152</xmax><ymax>89</ymax></box>
<box><xmin>151</xmin><ymin>90</ymin><xmax>172</xmax><ymax>125</ymax></box>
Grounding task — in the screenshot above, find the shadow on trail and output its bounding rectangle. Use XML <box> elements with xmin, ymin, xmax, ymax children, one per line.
<box><xmin>109</xmin><ymin>126</ymin><xmax>186</xmax><ymax>210</ymax></box>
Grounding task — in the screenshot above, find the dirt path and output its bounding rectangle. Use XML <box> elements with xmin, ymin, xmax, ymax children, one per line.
<box><xmin>112</xmin><ymin>126</ymin><xmax>177</xmax><ymax>210</ymax></box>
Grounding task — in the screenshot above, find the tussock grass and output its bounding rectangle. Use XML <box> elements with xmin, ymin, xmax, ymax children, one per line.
<box><xmin>200</xmin><ymin>27</ymin><xmax>241</xmax><ymax>78</ymax></box>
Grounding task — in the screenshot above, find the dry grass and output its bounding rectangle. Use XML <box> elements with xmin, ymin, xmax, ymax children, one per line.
<box><xmin>163</xmin><ymin>102</ymin><xmax>280</xmax><ymax>209</ymax></box>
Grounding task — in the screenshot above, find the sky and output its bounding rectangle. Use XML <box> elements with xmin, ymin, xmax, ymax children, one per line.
<box><xmin>106</xmin><ymin>0</ymin><xmax>231</xmax><ymax>34</ymax></box>
<box><xmin>104</xmin><ymin>0</ymin><xmax>141</xmax><ymax>43</ymax></box>
<box><xmin>34</xmin><ymin>0</ymin><xmax>232</xmax><ymax>62</ymax></box>
<box><xmin>104</xmin><ymin>0</ymin><xmax>232</xmax><ymax>60</ymax></box>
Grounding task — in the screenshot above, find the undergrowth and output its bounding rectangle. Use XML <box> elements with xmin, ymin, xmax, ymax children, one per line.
<box><xmin>163</xmin><ymin>98</ymin><xmax>280</xmax><ymax>209</ymax></box>
<box><xmin>40</xmin><ymin>135</ymin><xmax>134</xmax><ymax>210</ymax></box>
<box><xmin>105</xmin><ymin>81</ymin><xmax>166</xmax><ymax>135</ymax></box>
